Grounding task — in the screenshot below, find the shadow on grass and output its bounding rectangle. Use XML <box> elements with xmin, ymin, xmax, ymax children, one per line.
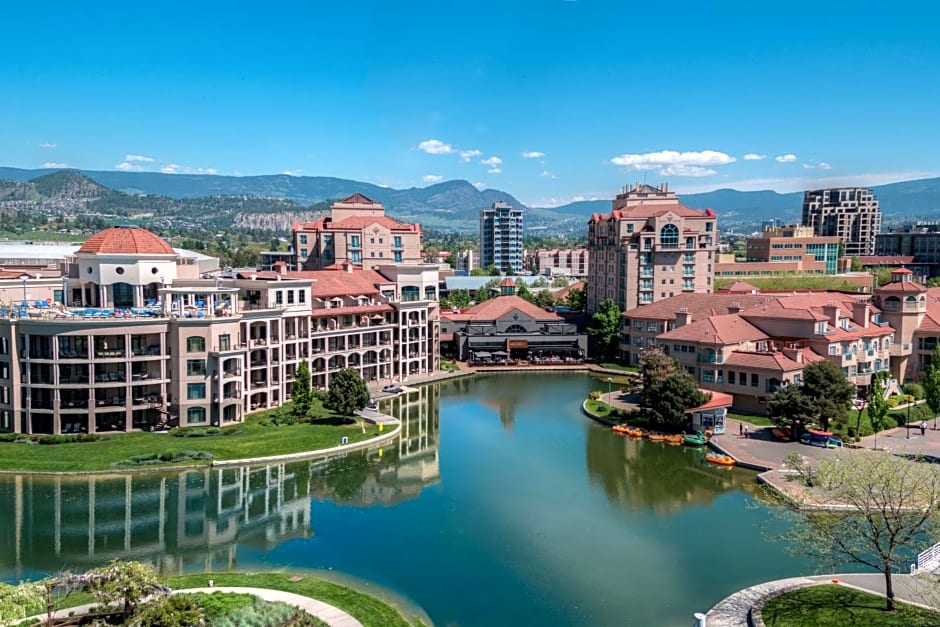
<box><xmin>310</xmin><ymin>415</ymin><xmax>359</xmax><ymax>427</ymax></box>
<box><xmin>762</xmin><ymin>584</ymin><xmax>940</xmax><ymax>627</ymax></box>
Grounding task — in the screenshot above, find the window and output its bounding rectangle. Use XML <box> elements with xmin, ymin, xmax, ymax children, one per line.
<box><xmin>187</xmin><ymin>383</ymin><xmax>206</xmax><ymax>399</ymax></box>
<box><xmin>626</xmin><ymin>224</ymin><xmax>634</xmax><ymax>233</ymax></box>
<box><xmin>702</xmin><ymin>369</ymin><xmax>715</xmax><ymax>383</ymax></box>
<box><xmin>350</xmin><ymin>235</ymin><xmax>361</xmax><ymax>248</ymax></box>
<box><xmin>393</xmin><ymin>236</ymin><xmax>402</xmax><ymax>248</ymax></box>
<box><xmin>351</xmin><ymin>251</ymin><xmax>361</xmax><ymax>263</ymax></box>
<box><xmin>187</xmin><ymin>336</ymin><xmax>205</xmax><ymax>352</ymax></box>
<box><xmin>705</xmin><ymin>222</ymin><xmax>714</xmax><ymax>232</ymax></box>
<box><xmin>187</xmin><ymin>407</ymin><xmax>206</xmax><ymax>424</ymax></box>
<box><xmin>751</xmin><ymin>373</ymin><xmax>758</xmax><ymax>387</ymax></box>
<box><xmin>187</xmin><ymin>360</ymin><xmax>206</xmax><ymax>376</ymax></box>
<box><xmin>275</xmin><ymin>291</ymin><xmax>283</xmax><ymax>305</ymax></box>
<box><xmin>728</xmin><ymin>371</ymin><xmax>736</xmax><ymax>385</ymax></box>
<box><xmin>299</xmin><ymin>290</ymin><xmax>306</xmax><ymax>303</ymax></box>
<box><xmin>299</xmin><ymin>235</ymin><xmax>307</xmax><ymax>244</ymax></box>
<box><xmin>686</xmin><ymin>237</ymin><xmax>695</xmax><ymax>249</ymax></box>
<box><xmin>300</xmin><ymin>248</ymin><xmax>308</xmax><ymax>257</ymax></box>
<box><xmin>660</xmin><ymin>224</ymin><xmax>679</xmax><ymax>248</ymax></box>
<box><xmin>394</xmin><ymin>251</ymin><xmax>402</xmax><ymax>263</ymax></box>
<box><xmin>287</xmin><ymin>290</ymin><xmax>295</xmax><ymax>304</ymax></box>
<box><xmin>219</xmin><ymin>334</ymin><xmax>231</xmax><ymax>351</ymax></box>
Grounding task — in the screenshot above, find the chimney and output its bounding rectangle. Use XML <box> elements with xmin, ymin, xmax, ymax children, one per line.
<box><xmin>782</xmin><ymin>346</ymin><xmax>803</xmax><ymax>364</ymax></box>
<box><xmin>343</xmin><ymin>261</ymin><xmax>354</xmax><ymax>273</ymax></box>
<box><xmin>852</xmin><ymin>299</ymin><xmax>871</xmax><ymax>328</ymax></box>
<box><xmin>676</xmin><ymin>307</ymin><xmax>692</xmax><ymax>328</ymax></box>
<box><xmin>275</xmin><ymin>261</ymin><xmax>287</xmax><ymax>275</ymax></box>
<box><xmin>822</xmin><ymin>301</ymin><xmax>840</xmax><ymax>328</ymax></box>
<box><xmin>729</xmin><ymin>302</ymin><xmax>741</xmax><ymax>314</ymax></box>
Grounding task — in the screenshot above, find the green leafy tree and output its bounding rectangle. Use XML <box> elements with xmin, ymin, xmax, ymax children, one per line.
<box><xmin>469</xmin><ymin>267</ymin><xmax>488</xmax><ymax>277</ymax></box>
<box><xmin>0</xmin><ymin>582</ymin><xmax>42</xmax><ymax>624</ymax></box>
<box><xmin>923</xmin><ymin>346</ymin><xmax>940</xmax><ymax>431</ymax></box>
<box><xmin>775</xmin><ymin>451</ymin><xmax>940</xmax><ymax>611</ymax></box>
<box><xmin>801</xmin><ymin>360</ymin><xmax>856</xmax><ymax>431</ymax></box>
<box><xmin>768</xmin><ymin>384</ymin><xmax>816</xmax><ymax>436</ymax></box>
<box><xmin>551</xmin><ymin>276</ymin><xmax>570</xmax><ymax>288</ymax></box>
<box><xmin>487</xmin><ymin>264</ymin><xmax>501</xmax><ymax>276</ymax></box>
<box><xmin>88</xmin><ymin>560</ymin><xmax>168</xmax><ymax>622</ymax></box>
<box><xmin>586</xmin><ymin>298</ymin><xmax>623</xmax><ymax>361</ymax></box>
<box><xmin>133</xmin><ymin>595</ymin><xmax>204</xmax><ymax>627</ymax></box>
<box><xmin>475</xmin><ymin>278</ymin><xmax>500</xmax><ymax>303</ymax></box>
<box><xmin>326</xmin><ymin>368</ymin><xmax>370</xmax><ymax>416</ymax></box>
<box><xmin>292</xmin><ymin>360</ymin><xmax>312</xmax><ymax>419</ymax></box>
<box><xmin>850</xmin><ymin>256</ymin><xmax>863</xmax><ymax>271</ymax></box>
<box><xmin>867</xmin><ymin>370</ymin><xmax>891</xmax><ymax>449</ymax></box>
<box><xmin>566</xmin><ymin>287</ymin><xmax>586</xmax><ymax>311</ymax></box>
<box><xmin>441</xmin><ymin>289</ymin><xmax>471</xmax><ymax>310</ymax></box>
<box><xmin>533</xmin><ymin>289</ymin><xmax>558</xmax><ymax>309</ymax></box>
<box><xmin>637</xmin><ymin>348</ymin><xmax>707</xmax><ymax>428</ymax></box>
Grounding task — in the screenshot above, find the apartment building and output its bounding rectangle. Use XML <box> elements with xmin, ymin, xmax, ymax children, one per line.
<box><xmin>802</xmin><ymin>187</ymin><xmax>881</xmax><ymax>257</ymax></box>
<box><xmin>874</xmin><ymin>223</ymin><xmax>940</xmax><ymax>277</ymax></box>
<box><xmin>479</xmin><ymin>201</ymin><xmax>524</xmax><ymax>274</ymax></box>
<box><xmin>526</xmin><ymin>248</ymin><xmax>589</xmax><ymax>278</ymax></box>
<box><xmin>587</xmin><ymin>182</ymin><xmax>717</xmax><ymax>313</ymax></box>
<box><xmin>0</xmin><ymin>226</ymin><xmax>439</xmax><ymax>435</ymax></box>
<box><xmin>293</xmin><ymin>193</ymin><xmax>423</xmax><ymax>270</ymax></box>
<box><xmin>622</xmin><ymin>291</ymin><xmax>895</xmax><ymax>413</ymax></box>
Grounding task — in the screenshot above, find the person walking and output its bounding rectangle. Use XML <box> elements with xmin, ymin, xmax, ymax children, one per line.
<box><xmin>743</xmin><ymin>425</ymin><xmax>749</xmax><ymax>439</ymax></box>
<box><xmin>921</xmin><ymin>420</ymin><xmax>927</xmax><ymax>436</ymax></box>
<box><xmin>739</xmin><ymin>422</ymin><xmax>743</xmax><ymax>436</ymax></box>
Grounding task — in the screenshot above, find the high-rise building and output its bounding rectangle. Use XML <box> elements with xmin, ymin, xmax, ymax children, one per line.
<box><xmin>586</xmin><ymin>182</ymin><xmax>717</xmax><ymax>313</ymax></box>
<box><xmin>801</xmin><ymin>187</ymin><xmax>881</xmax><ymax>257</ymax></box>
<box><xmin>479</xmin><ymin>201</ymin><xmax>524</xmax><ymax>274</ymax></box>
<box><xmin>292</xmin><ymin>193</ymin><xmax>423</xmax><ymax>270</ymax></box>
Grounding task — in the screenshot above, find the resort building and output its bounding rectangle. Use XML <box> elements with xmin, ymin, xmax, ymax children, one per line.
<box><xmin>622</xmin><ymin>290</ymin><xmax>896</xmax><ymax>413</ymax></box>
<box><xmin>440</xmin><ymin>278</ymin><xmax>586</xmax><ymax>362</ymax></box>
<box><xmin>479</xmin><ymin>201</ymin><xmax>524</xmax><ymax>274</ymax></box>
<box><xmin>874</xmin><ymin>223</ymin><xmax>940</xmax><ymax>278</ymax></box>
<box><xmin>586</xmin><ymin>182</ymin><xmax>717</xmax><ymax>314</ymax></box>
<box><xmin>714</xmin><ymin>225</ymin><xmax>844</xmax><ymax>280</ymax></box>
<box><xmin>0</xmin><ymin>226</ymin><xmax>439</xmax><ymax>435</ymax></box>
<box><xmin>292</xmin><ymin>193</ymin><xmax>423</xmax><ymax>270</ymax></box>
<box><xmin>802</xmin><ymin>187</ymin><xmax>881</xmax><ymax>257</ymax></box>
<box><xmin>526</xmin><ymin>248</ymin><xmax>589</xmax><ymax>278</ymax></box>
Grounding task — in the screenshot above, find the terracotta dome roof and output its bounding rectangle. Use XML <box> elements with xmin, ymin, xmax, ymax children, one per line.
<box><xmin>78</xmin><ymin>226</ymin><xmax>175</xmax><ymax>255</ymax></box>
<box><xmin>499</xmin><ymin>277</ymin><xmax>515</xmax><ymax>287</ymax></box>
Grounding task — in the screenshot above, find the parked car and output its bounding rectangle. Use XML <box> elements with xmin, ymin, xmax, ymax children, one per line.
<box><xmin>366</xmin><ymin>399</ymin><xmax>378</xmax><ymax>411</ymax></box>
<box><xmin>382</xmin><ymin>384</ymin><xmax>403</xmax><ymax>394</ymax></box>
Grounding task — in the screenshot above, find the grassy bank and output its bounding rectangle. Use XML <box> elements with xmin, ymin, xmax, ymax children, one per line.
<box><xmin>0</xmin><ymin>406</ymin><xmax>386</xmax><ymax>472</ymax></box>
<box><xmin>761</xmin><ymin>584</ymin><xmax>940</xmax><ymax>626</ymax></box>
<box><xmin>166</xmin><ymin>573</ymin><xmax>415</xmax><ymax>627</ymax></box>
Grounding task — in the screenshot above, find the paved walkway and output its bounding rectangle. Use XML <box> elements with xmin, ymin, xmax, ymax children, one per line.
<box><xmin>18</xmin><ymin>585</ymin><xmax>364</xmax><ymax>627</ymax></box>
<box><xmin>705</xmin><ymin>573</ymin><xmax>940</xmax><ymax>626</ymax></box>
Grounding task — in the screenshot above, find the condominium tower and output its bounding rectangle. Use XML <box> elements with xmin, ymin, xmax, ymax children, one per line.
<box><xmin>802</xmin><ymin>187</ymin><xmax>881</xmax><ymax>257</ymax></box>
<box><xmin>587</xmin><ymin>182</ymin><xmax>717</xmax><ymax>313</ymax></box>
<box><xmin>479</xmin><ymin>201</ymin><xmax>524</xmax><ymax>274</ymax></box>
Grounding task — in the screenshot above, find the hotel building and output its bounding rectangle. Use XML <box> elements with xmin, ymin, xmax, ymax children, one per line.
<box><xmin>802</xmin><ymin>187</ymin><xmax>881</xmax><ymax>257</ymax></box>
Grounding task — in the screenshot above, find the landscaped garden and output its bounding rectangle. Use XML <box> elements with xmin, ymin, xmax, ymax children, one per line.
<box><xmin>761</xmin><ymin>584</ymin><xmax>940</xmax><ymax>626</ymax></box>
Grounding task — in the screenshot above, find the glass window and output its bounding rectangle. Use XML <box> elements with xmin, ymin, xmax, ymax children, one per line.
<box><xmin>394</xmin><ymin>251</ymin><xmax>402</xmax><ymax>263</ymax></box>
<box><xmin>275</xmin><ymin>291</ymin><xmax>283</xmax><ymax>305</ymax></box>
<box><xmin>219</xmin><ymin>334</ymin><xmax>231</xmax><ymax>351</ymax></box>
<box><xmin>187</xmin><ymin>383</ymin><xmax>206</xmax><ymax>399</ymax></box>
<box><xmin>299</xmin><ymin>235</ymin><xmax>307</xmax><ymax>245</ymax></box>
<box><xmin>287</xmin><ymin>290</ymin><xmax>295</xmax><ymax>304</ymax></box>
<box><xmin>187</xmin><ymin>407</ymin><xmax>206</xmax><ymax>424</ymax></box>
<box><xmin>393</xmin><ymin>236</ymin><xmax>402</xmax><ymax>248</ymax></box>
<box><xmin>187</xmin><ymin>336</ymin><xmax>205</xmax><ymax>352</ymax></box>
<box><xmin>299</xmin><ymin>290</ymin><xmax>306</xmax><ymax>303</ymax></box>
<box><xmin>660</xmin><ymin>224</ymin><xmax>679</xmax><ymax>248</ymax></box>
<box><xmin>187</xmin><ymin>359</ymin><xmax>206</xmax><ymax>376</ymax></box>
<box><xmin>351</xmin><ymin>235</ymin><xmax>360</xmax><ymax>248</ymax></box>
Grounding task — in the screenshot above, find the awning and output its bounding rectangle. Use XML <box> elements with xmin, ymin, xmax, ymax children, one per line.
<box><xmin>492</xmin><ymin>351</ymin><xmax>508</xmax><ymax>356</ymax></box>
<box><xmin>507</xmin><ymin>339</ymin><xmax>528</xmax><ymax>349</ymax></box>
<box><xmin>473</xmin><ymin>351</ymin><xmax>492</xmax><ymax>358</ymax></box>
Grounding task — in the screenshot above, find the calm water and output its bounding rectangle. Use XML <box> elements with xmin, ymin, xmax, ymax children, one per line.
<box><xmin>0</xmin><ymin>372</ymin><xmax>816</xmax><ymax>626</ymax></box>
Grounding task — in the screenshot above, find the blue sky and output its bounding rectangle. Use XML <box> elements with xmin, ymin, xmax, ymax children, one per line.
<box><xmin>1</xmin><ymin>0</ymin><xmax>938</xmax><ymax>206</ymax></box>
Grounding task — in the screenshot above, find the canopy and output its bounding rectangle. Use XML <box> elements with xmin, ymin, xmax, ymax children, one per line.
<box><xmin>473</xmin><ymin>351</ymin><xmax>492</xmax><ymax>358</ymax></box>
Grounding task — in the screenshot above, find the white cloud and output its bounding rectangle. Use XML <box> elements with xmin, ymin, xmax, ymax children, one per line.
<box><xmin>818</xmin><ymin>162</ymin><xmax>832</xmax><ymax>170</ymax></box>
<box><xmin>522</xmin><ymin>151</ymin><xmax>545</xmax><ymax>159</ymax></box>
<box><xmin>487</xmin><ymin>167</ymin><xmax>502</xmax><ymax>174</ymax></box>
<box><xmin>160</xmin><ymin>164</ymin><xmax>218</xmax><ymax>175</ymax></box>
<box><xmin>481</xmin><ymin>156</ymin><xmax>503</xmax><ymax>167</ymax></box>
<box><xmin>473</xmin><ymin>181</ymin><xmax>486</xmax><ymax>190</ymax></box>
<box><xmin>743</xmin><ymin>153</ymin><xmax>765</xmax><ymax>161</ymax></box>
<box><xmin>42</xmin><ymin>162</ymin><xmax>68</xmax><ymax>168</ymax></box>
<box><xmin>458</xmin><ymin>149</ymin><xmax>481</xmax><ymax>162</ymax></box>
<box><xmin>541</xmin><ymin>170</ymin><xmax>557</xmax><ymax>179</ymax></box>
<box><xmin>115</xmin><ymin>161</ymin><xmax>143</xmax><ymax>171</ymax></box>
<box><xmin>38</xmin><ymin>142</ymin><xmax>56</xmax><ymax>149</ymax></box>
<box><xmin>422</xmin><ymin>174</ymin><xmax>443</xmax><ymax>183</ymax></box>
<box><xmin>125</xmin><ymin>154</ymin><xmax>155</xmax><ymax>163</ymax></box>
<box><xmin>659</xmin><ymin>164</ymin><xmax>718</xmax><ymax>177</ymax></box>
<box><xmin>610</xmin><ymin>149</ymin><xmax>735</xmax><ymax>170</ymax></box>
<box><xmin>775</xmin><ymin>154</ymin><xmax>798</xmax><ymax>163</ymax></box>
<box><xmin>417</xmin><ymin>139</ymin><xmax>454</xmax><ymax>155</ymax></box>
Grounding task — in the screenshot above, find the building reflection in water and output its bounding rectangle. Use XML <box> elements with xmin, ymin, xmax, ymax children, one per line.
<box><xmin>0</xmin><ymin>384</ymin><xmax>440</xmax><ymax>580</ymax></box>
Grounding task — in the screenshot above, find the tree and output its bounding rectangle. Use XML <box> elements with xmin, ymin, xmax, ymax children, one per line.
<box><xmin>867</xmin><ymin>370</ymin><xmax>891</xmax><ymax>449</ymax></box>
<box><xmin>469</xmin><ymin>267</ymin><xmax>488</xmax><ymax>277</ymax></box>
<box><xmin>475</xmin><ymin>278</ymin><xmax>500</xmax><ymax>302</ymax></box>
<box><xmin>850</xmin><ymin>256</ymin><xmax>863</xmax><ymax>271</ymax></box>
<box><xmin>326</xmin><ymin>368</ymin><xmax>370</xmax><ymax>417</ymax></box>
<box><xmin>551</xmin><ymin>276</ymin><xmax>570</xmax><ymax>288</ymax></box>
<box><xmin>586</xmin><ymin>298</ymin><xmax>622</xmax><ymax>362</ymax></box>
<box><xmin>441</xmin><ymin>289</ymin><xmax>471</xmax><ymax>310</ymax></box>
<box><xmin>637</xmin><ymin>348</ymin><xmax>708</xmax><ymax>429</ymax></box>
<box><xmin>133</xmin><ymin>594</ymin><xmax>204</xmax><ymax>627</ymax></box>
<box><xmin>775</xmin><ymin>451</ymin><xmax>940</xmax><ymax>611</ymax></box>
<box><xmin>292</xmin><ymin>360</ymin><xmax>312</xmax><ymax>419</ymax></box>
<box><xmin>768</xmin><ymin>384</ymin><xmax>816</xmax><ymax>436</ymax></box>
<box><xmin>566</xmin><ymin>287</ymin><xmax>586</xmax><ymax>311</ymax></box>
<box><xmin>487</xmin><ymin>264</ymin><xmax>501</xmax><ymax>276</ymax></box>
<box><xmin>0</xmin><ymin>582</ymin><xmax>42</xmax><ymax>625</ymax></box>
<box><xmin>533</xmin><ymin>289</ymin><xmax>558</xmax><ymax>309</ymax></box>
<box><xmin>801</xmin><ymin>360</ymin><xmax>855</xmax><ymax>431</ymax></box>
<box><xmin>88</xmin><ymin>560</ymin><xmax>168</xmax><ymax>621</ymax></box>
<box><xmin>923</xmin><ymin>346</ymin><xmax>940</xmax><ymax>431</ymax></box>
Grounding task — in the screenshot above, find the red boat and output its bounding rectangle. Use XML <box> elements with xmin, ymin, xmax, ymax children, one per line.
<box><xmin>807</xmin><ymin>428</ymin><xmax>833</xmax><ymax>437</ymax></box>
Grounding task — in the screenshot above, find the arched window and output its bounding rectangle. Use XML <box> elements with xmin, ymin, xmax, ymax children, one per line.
<box><xmin>112</xmin><ymin>282</ymin><xmax>134</xmax><ymax>308</ymax></box>
<box><xmin>660</xmin><ymin>224</ymin><xmax>679</xmax><ymax>248</ymax></box>
<box><xmin>402</xmin><ymin>286</ymin><xmax>420</xmax><ymax>302</ymax></box>
<box><xmin>186</xmin><ymin>407</ymin><xmax>206</xmax><ymax>424</ymax></box>
<box><xmin>187</xmin><ymin>336</ymin><xmax>205</xmax><ymax>352</ymax></box>
<box><xmin>506</xmin><ymin>324</ymin><xmax>527</xmax><ymax>333</ymax></box>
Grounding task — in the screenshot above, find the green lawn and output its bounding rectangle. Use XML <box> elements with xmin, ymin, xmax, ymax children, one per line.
<box><xmin>761</xmin><ymin>584</ymin><xmax>940</xmax><ymax>626</ymax></box>
<box><xmin>598</xmin><ymin>362</ymin><xmax>639</xmax><ymax>372</ymax></box>
<box><xmin>727</xmin><ymin>411</ymin><xmax>775</xmax><ymax>427</ymax></box>
<box><xmin>0</xmin><ymin>408</ymin><xmax>386</xmax><ymax>472</ymax></box>
<box><xmin>584</xmin><ymin>399</ymin><xmax>614</xmax><ymax>419</ymax></box>
<box><xmin>166</xmin><ymin>573</ymin><xmax>415</xmax><ymax>627</ymax></box>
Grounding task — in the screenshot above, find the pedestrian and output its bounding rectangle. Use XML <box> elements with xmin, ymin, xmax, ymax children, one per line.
<box><xmin>739</xmin><ymin>422</ymin><xmax>743</xmax><ymax>436</ymax></box>
<box><xmin>744</xmin><ymin>425</ymin><xmax>749</xmax><ymax>439</ymax></box>
<box><xmin>921</xmin><ymin>420</ymin><xmax>927</xmax><ymax>436</ymax></box>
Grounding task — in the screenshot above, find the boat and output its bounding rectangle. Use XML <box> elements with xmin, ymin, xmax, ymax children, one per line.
<box><xmin>683</xmin><ymin>431</ymin><xmax>708</xmax><ymax>446</ymax></box>
<box><xmin>629</xmin><ymin>428</ymin><xmax>648</xmax><ymax>439</ymax></box>
<box><xmin>705</xmin><ymin>452</ymin><xmax>736</xmax><ymax>466</ymax></box>
<box><xmin>648</xmin><ymin>432</ymin><xmax>667</xmax><ymax>442</ymax></box>
<box><xmin>611</xmin><ymin>424</ymin><xmax>632</xmax><ymax>435</ymax></box>
<box><xmin>771</xmin><ymin>427</ymin><xmax>792</xmax><ymax>441</ymax></box>
<box><xmin>664</xmin><ymin>434</ymin><xmax>684</xmax><ymax>445</ymax></box>
<box><xmin>807</xmin><ymin>428</ymin><xmax>833</xmax><ymax>437</ymax></box>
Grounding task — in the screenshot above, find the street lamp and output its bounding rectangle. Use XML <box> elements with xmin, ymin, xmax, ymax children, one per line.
<box><xmin>21</xmin><ymin>277</ymin><xmax>27</xmax><ymax>306</ymax></box>
<box><xmin>906</xmin><ymin>401</ymin><xmax>911</xmax><ymax>439</ymax></box>
<box><xmin>607</xmin><ymin>377</ymin><xmax>613</xmax><ymax>403</ymax></box>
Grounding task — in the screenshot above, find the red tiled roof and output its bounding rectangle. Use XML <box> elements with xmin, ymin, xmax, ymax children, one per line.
<box><xmin>723</xmin><ymin>351</ymin><xmax>804</xmax><ymax>372</ymax></box>
<box><xmin>689</xmin><ymin>390</ymin><xmax>734</xmax><ymax>412</ymax></box>
<box><xmin>724</xmin><ymin>281</ymin><xmax>760</xmax><ymax>294</ymax></box>
<box><xmin>328</xmin><ymin>215</ymin><xmax>419</xmax><ymax>231</ymax></box>
<box><xmin>893</xmin><ymin>267</ymin><xmax>914</xmax><ymax>275</ymax></box>
<box><xmin>235</xmin><ymin>267</ymin><xmax>392</xmax><ymax>298</ymax></box>
<box><xmin>876</xmin><ymin>280</ymin><xmax>927</xmax><ymax>293</ymax></box>
<box><xmin>340</xmin><ymin>193</ymin><xmax>377</xmax><ymax>204</ymax></box>
<box><xmin>589</xmin><ymin>202</ymin><xmax>713</xmax><ymax>223</ymax></box>
<box><xmin>443</xmin><ymin>294</ymin><xmax>561</xmax><ymax>322</ymax></box>
<box><xmin>659</xmin><ymin>314</ymin><xmax>769</xmax><ymax>344</ymax></box>
<box><xmin>623</xmin><ymin>293</ymin><xmax>768</xmax><ymax>321</ymax></box>
<box><xmin>500</xmin><ymin>277</ymin><xmax>515</xmax><ymax>287</ymax></box>
<box><xmin>78</xmin><ymin>226</ymin><xmax>175</xmax><ymax>255</ymax></box>
<box><xmin>554</xmin><ymin>281</ymin><xmax>585</xmax><ymax>300</ymax></box>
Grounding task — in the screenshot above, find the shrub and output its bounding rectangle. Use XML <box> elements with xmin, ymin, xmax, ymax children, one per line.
<box><xmin>588</xmin><ymin>390</ymin><xmax>602</xmax><ymax>401</ymax></box>
<box><xmin>37</xmin><ymin>434</ymin><xmax>75</xmax><ymax>445</ymax></box>
<box><xmin>904</xmin><ymin>382</ymin><xmax>926</xmax><ymax>400</ymax></box>
<box><xmin>859</xmin><ymin>423</ymin><xmax>875</xmax><ymax>437</ymax></box>
<box><xmin>77</xmin><ymin>433</ymin><xmax>100</xmax><ymax>442</ymax></box>
<box><xmin>0</xmin><ymin>432</ymin><xmax>21</xmax><ymax>442</ymax></box>
<box><xmin>846</xmin><ymin>426</ymin><xmax>857</xmax><ymax>439</ymax></box>
<box><xmin>883</xmin><ymin>416</ymin><xmax>898</xmax><ymax>430</ymax></box>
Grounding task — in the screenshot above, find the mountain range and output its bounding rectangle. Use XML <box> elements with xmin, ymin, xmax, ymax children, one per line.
<box><xmin>2</xmin><ymin>166</ymin><xmax>940</xmax><ymax>234</ymax></box>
